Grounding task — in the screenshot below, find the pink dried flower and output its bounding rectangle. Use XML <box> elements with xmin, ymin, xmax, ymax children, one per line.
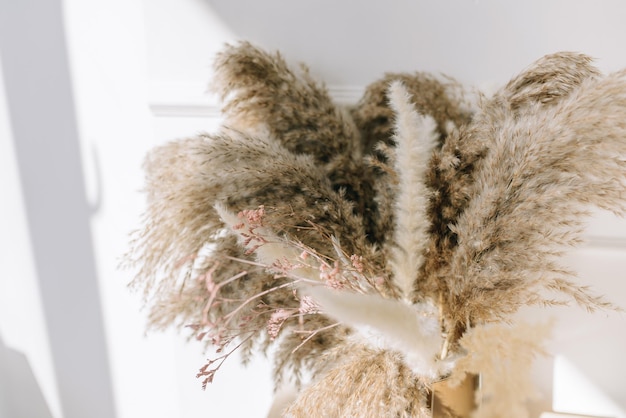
<box><xmin>267</xmin><ymin>309</ymin><xmax>293</xmax><ymax>340</ymax></box>
<box><xmin>210</xmin><ymin>331</ymin><xmax>224</xmax><ymax>348</ymax></box>
<box><xmin>299</xmin><ymin>295</ymin><xmax>320</xmax><ymax>315</ymax></box>
<box><xmin>238</xmin><ymin>205</ymin><xmax>265</xmax><ymax>226</ymax></box>
<box><xmin>196</xmin><ymin>361</ymin><xmax>217</xmax><ymax>389</ymax></box>
<box><xmin>320</xmin><ymin>262</ymin><xmax>343</xmax><ymax>289</ymax></box>
<box><xmin>196</xmin><ymin>333</ymin><xmax>254</xmax><ymax>389</ymax></box>
<box><xmin>350</xmin><ymin>254</ymin><xmax>364</xmax><ymax>273</ymax></box>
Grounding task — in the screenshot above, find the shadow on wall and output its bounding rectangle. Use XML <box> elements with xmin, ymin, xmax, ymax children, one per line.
<box><xmin>0</xmin><ymin>335</ymin><xmax>54</xmax><ymax>418</ymax></box>
<box><xmin>0</xmin><ymin>0</ymin><xmax>116</xmax><ymax>417</ymax></box>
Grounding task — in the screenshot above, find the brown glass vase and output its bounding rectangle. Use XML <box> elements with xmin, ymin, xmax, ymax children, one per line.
<box><xmin>430</xmin><ymin>374</ymin><xmax>480</xmax><ymax>417</ymax></box>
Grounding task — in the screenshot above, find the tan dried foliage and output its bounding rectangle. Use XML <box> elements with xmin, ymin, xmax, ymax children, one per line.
<box><xmin>126</xmin><ymin>42</ymin><xmax>625</xmax><ymax>416</ymax></box>
<box><xmin>285</xmin><ymin>343</ymin><xmax>430</xmax><ymax>418</ymax></box>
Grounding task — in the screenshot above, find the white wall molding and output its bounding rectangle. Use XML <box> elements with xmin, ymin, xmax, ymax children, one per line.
<box><xmin>584</xmin><ymin>211</ymin><xmax>626</xmax><ymax>248</ymax></box>
<box><xmin>327</xmin><ymin>85</ymin><xmax>365</xmax><ymax>105</ymax></box>
<box><xmin>148</xmin><ymin>81</ymin><xmax>220</xmax><ymax>118</ymax></box>
<box><xmin>148</xmin><ymin>81</ymin><xmax>364</xmax><ymax>118</ymax></box>
<box><xmin>584</xmin><ymin>235</ymin><xmax>626</xmax><ymax>249</ymax></box>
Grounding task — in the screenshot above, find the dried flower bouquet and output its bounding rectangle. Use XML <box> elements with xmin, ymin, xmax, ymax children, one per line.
<box><xmin>126</xmin><ymin>42</ymin><xmax>626</xmax><ymax>417</ymax></box>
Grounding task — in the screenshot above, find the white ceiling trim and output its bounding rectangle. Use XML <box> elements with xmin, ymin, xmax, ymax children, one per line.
<box><xmin>148</xmin><ymin>81</ymin><xmax>364</xmax><ymax>118</ymax></box>
<box><xmin>584</xmin><ymin>236</ymin><xmax>626</xmax><ymax>249</ymax></box>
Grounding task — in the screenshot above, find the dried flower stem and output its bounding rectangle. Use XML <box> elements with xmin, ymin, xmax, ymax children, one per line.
<box><xmin>197</xmin><ymin>331</ymin><xmax>255</xmax><ymax>389</ymax></box>
<box><xmin>291</xmin><ymin>322</ymin><xmax>341</xmax><ymax>354</ymax></box>
<box><xmin>222</xmin><ymin>279</ymin><xmax>302</xmax><ymax>327</ymax></box>
<box><xmin>201</xmin><ymin>268</ymin><xmax>248</xmax><ymax>324</ymax></box>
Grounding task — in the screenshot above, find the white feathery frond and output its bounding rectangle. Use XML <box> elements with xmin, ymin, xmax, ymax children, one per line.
<box><xmin>387</xmin><ymin>81</ymin><xmax>438</xmax><ymax>300</ymax></box>
<box><xmin>305</xmin><ymin>286</ymin><xmax>446</xmax><ymax>379</ymax></box>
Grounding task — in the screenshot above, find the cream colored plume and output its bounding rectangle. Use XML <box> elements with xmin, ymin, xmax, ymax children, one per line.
<box><xmin>387</xmin><ymin>81</ymin><xmax>438</xmax><ymax>301</ymax></box>
<box><xmin>306</xmin><ymin>285</ymin><xmax>446</xmax><ymax>379</ymax></box>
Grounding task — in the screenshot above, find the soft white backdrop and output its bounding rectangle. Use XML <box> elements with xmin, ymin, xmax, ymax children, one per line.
<box><xmin>1</xmin><ymin>0</ymin><xmax>626</xmax><ymax>417</ymax></box>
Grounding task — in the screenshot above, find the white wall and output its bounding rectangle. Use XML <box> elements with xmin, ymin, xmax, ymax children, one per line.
<box><xmin>149</xmin><ymin>0</ymin><xmax>626</xmax><ymax>86</ymax></box>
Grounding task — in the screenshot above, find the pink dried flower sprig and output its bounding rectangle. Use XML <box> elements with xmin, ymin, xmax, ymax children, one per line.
<box><xmin>232</xmin><ymin>205</ymin><xmax>267</xmax><ymax>255</ymax></box>
<box><xmin>196</xmin><ymin>334</ymin><xmax>255</xmax><ymax>389</ymax></box>
<box><xmin>267</xmin><ymin>309</ymin><xmax>293</xmax><ymax>341</ymax></box>
<box><xmin>192</xmin><ymin>206</ymin><xmax>384</xmax><ymax>386</ymax></box>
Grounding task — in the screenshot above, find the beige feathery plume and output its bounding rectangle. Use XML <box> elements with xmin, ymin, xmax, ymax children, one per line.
<box><xmin>443</xmin><ymin>70</ymin><xmax>626</xmax><ymax>332</ymax></box>
<box><xmin>211</xmin><ymin>42</ymin><xmax>376</xmax><ymax>235</ymax></box>
<box><xmin>211</xmin><ymin>42</ymin><xmax>360</xmax><ymax>163</ymax></box>
<box><xmin>285</xmin><ymin>343</ymin><xmax>430</xmax><ymax>417</ymax></box>
<box><xmin>387</xmin><ymin>81</ymin><xmax>438</xmax><ymax>301</ymax></box>
<box><xmin>502</xmin><ymin>52</ymin><xmax>601</xmax><ymax>110</ymax></box>
<box><xmin>449</xmin><ymin>321</ymin><xmax>552</xmax><ymax>418</ymax></box>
